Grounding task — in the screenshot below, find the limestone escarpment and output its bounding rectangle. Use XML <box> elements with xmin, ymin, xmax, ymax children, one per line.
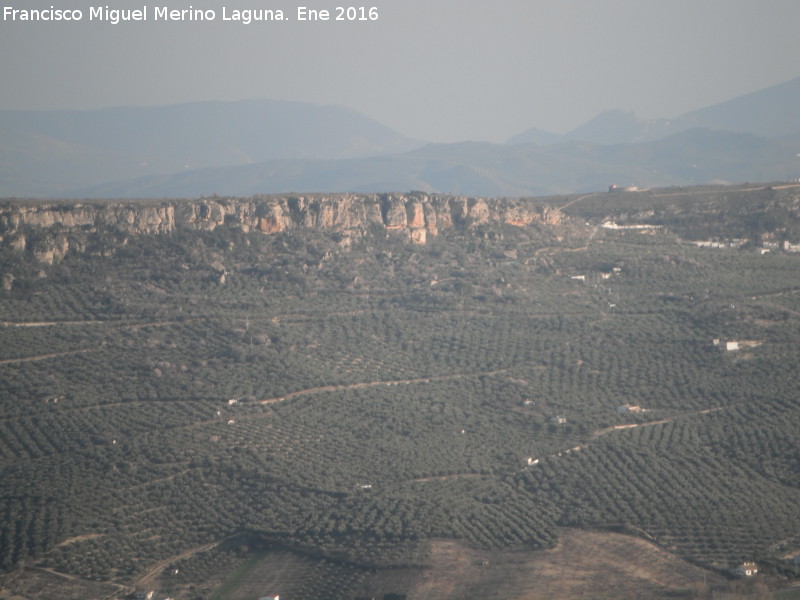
<box><xmin>0</xmin><ymin>194</ymin><xmax>567</xmax><ymax>263</ymax></box>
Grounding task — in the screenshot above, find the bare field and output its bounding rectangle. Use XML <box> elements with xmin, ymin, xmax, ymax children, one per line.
<box><xmin>402</xmin><ymin>529</ymin><xmax>726</xmax><ymax>600</ymax></box>
<box><xmin>0</xmin><ymin>568</ymin><xmax>123</xmax><ymax>600</ymax></box>
<box><xmin>225</xmin><ymin>551</ymin><xmax>303</xmax><ymax>600</ymax></box>
<box><xmin>216</xmin><ymin>550</ymin><xmax>366</xmax><ymax>600</ymax></box>
<box><xmin>172</xmin><ymin>529</ymin><xmax>759</xmax><ymax>600</ymax></box>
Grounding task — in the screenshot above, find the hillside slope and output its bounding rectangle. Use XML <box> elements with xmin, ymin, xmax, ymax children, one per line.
<box><xmin>70</xmin><ymin>130</ymin><xmax>800</xmax><ymax>198</ymax></box>
<box><xmin>0</xmin><ymin>100</ymin><xmax>421</xmax><ymax>197</ymax></box>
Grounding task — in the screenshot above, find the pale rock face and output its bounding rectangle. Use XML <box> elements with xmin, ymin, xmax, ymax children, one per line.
<box><xmin>31</xmin><ymin>234</ymin><xmax>70</xmax><ymax>265</ymax></box>
<box><xmin>542</xmin><ymin>206</ymin><xmax>564</xmax><ymax>225</ymax></box>
<box><xmin>258</xmin><ymin>206</ymin><xmax>290</xmax><ymax>234</ymax></box>
<box><xmin>317</xmin><ymin>204</ymin><xmax>336</xmax><ymax>229</ymax></box>
<box><xmin>382</xmin><ymin>196</ymin><xmax>408</xmax><ymax>229</ymax></box>
<box><xmin>423</xmin><ymin>203</ymin><xmax>439</xmax><ymax>234</ymax></box>
<box><xmin>504</xmin><ymin>206</ymin><xmax>536</xmax><ymax>226</ymax></box>
<box><xmin>468</xmin><ymin>199</ymin><xmax>490</xmax><ymax>224</ymax></box>
<box><xmin>433</xmin><ymin>200</ymin><xmax>453</xmax><ymax>229</ymax></box>
<box><xmin>407</xmin><ymin>201</ymin><xmax>425</xmax><ymax>229</ymax></box>
<box><xmin>363</xmin><ymin>201</ymin><xmax>384</xmax><ymax>227</ymax></box>
<box><xmin>190</xmin><ymin>201</ymin><xmax>226</xmax><ymax>230</ymax></box>
<box><xmin>3</xmin><ymin>213</ymin><xmax>20</xmax><ymax>230</ymax></box>
<box><xmin>0</xmin><ymin>193</ymin><xmax>573</xmax><ymax>261</ymax></box>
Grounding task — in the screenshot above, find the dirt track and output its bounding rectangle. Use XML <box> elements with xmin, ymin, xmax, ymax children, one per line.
<box><xmin>133</xmin><ymin>535</ymin><xmax>239</xmax><ymax>590</ymax></box>
<box><xmin>0</xmin><ymin>347</ymin><xmax>100</xmax><ymax>365</ymax></box>
<box><xmin>257</xmin><ymin>369</ymin><xmax>507</xmax><ymax>404</ymax></box>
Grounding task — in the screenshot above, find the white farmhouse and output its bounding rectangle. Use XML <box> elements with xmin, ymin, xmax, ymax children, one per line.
<box><xmin>734</xmin><ymin>562</ymin><xmax>758</xmax><ymax>577</ymax></box>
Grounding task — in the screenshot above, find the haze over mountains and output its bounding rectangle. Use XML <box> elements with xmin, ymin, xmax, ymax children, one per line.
<box><xmin>0</xmin><ymin>100</ymin><xmax>419</xmax><ymax>197</ymax></box>
<box><xmin>509</xmin><ymin>76</ymin><xmax>800</xmax><ymax>145</ymax></box>
<box><xmin>2</xmin><ymin>77</ymin><xmax>799</xmax><ymax>198</ymax></box>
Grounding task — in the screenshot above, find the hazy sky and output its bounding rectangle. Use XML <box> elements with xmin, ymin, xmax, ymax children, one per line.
<box><xmin>1</xmin><ymin>0</ymin><xmax>799</xmax><ymax>142</ymax></box>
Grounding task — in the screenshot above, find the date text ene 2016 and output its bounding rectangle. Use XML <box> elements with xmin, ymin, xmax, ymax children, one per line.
<box><xmin>297</xmin><ymin>6</ymin><xmax>379</xmax><ymax>21</ymax></box>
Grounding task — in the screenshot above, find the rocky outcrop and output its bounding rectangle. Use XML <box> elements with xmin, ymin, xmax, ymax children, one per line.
<box><xmin>0</xmin><ymin>194</ymin><xmax>567</xmax><ymax>263</ymax></box>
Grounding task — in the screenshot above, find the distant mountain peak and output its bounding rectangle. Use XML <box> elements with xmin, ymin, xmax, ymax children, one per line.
<box><xmin>508</xmin><ymin>76</ymin><xmax>800</xmax><ymax>147</ymax></box>
<box><xmin>671</xmin><ymin>75</ymin><xmax>800</xmax><ymax>138</ymax></box>
<box><xmin>566</xmin><ymin>109</ymin><xmax>647</xmax><ymax>144</ymax></box>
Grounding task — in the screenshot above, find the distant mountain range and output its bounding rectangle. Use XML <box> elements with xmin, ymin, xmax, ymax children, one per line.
<box><xmin>2</xmin><ymin>77</ymin><xmax>799</xmax><ymax>198</ymax></box>
<box><xmin>74</xmin><ymin>130</ymin><xmax>800</xmax><ymax>199</ymax></box>
<box><xmin>0</xmin><ymin>100</ymin><xmax>420</xmax><ymax>197</ymax></box>
<box><xmin>508</xmin><ymin>76</ymin><xmax>800</xmax><ymax>145</ymax></box>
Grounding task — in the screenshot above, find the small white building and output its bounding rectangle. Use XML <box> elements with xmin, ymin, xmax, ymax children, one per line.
<box><xmin>725</xmin><ymin>340</ymin><xmax>762</xmax><ymax>352</ymax></box>
<box><xmin>734</xmin><ymin>562</ymin><xmax>758</xmax><ymax>577</ymax></box>
<box><xmin>618</xmin><ymin>404</ymin><xmax>642</xmax><ymax>414</ymax></box>
<box><xmin>784</xmin><ymin>241</ymin><xmax>800</xmax><ymax>252</ymax></box>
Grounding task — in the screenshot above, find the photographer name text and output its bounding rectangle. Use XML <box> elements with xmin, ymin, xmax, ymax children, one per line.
<box><xmin>2</xmin><ymin>5</ymin><xmax>379</xmax><ymax>24</ymax></box>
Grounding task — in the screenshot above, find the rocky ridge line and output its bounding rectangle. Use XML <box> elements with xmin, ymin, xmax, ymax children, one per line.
<box><xmin>0</xmin><ymin>193</ymin><xmax>566</xmax><ymax>264</ymax></box>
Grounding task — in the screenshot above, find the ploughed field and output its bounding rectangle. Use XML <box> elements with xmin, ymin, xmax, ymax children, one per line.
<box><xmin>1</xmin><ymin>186</ymin><xmax>799</xmax><ymax>599</ymax></box>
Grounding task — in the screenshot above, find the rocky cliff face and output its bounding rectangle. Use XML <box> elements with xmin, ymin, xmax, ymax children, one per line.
<box><xmin>0</xmin><ymin>194</ymin><xmax>567</xmax><ymax>263</ymax></box>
